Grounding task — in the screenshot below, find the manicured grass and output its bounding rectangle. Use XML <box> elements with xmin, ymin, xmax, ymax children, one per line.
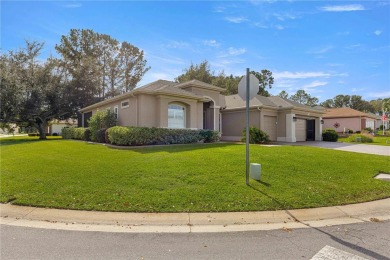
<box><xmin>1</xmin><ymin>136</ymin><xmax>389</xmax><ymax>212</ymax></box>
<box><xmin>338</xmin><ymin>135</ymin><xmax>390</xmax><ymax>146</ymax></box>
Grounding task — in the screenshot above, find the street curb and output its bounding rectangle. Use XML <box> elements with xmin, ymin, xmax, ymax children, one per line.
<box><xmin>1</xmin><ymin>198</ymin><xmax>390</xmax><ymax>233</ymax></box>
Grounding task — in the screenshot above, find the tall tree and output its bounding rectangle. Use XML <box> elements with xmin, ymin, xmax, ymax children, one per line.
<box><xmin>278</xmin><ymin>90</ymin><xmax>289</xmax><ymax>99</ymax></box>
<box><xmin>250</xmin><ymin>69</ymin><xmax>274</xmax><ymax>96</ymax></box>
<box><xmin>0</xmin><ymin>41</ymin><xmax>70</xmax><ymax>139</ymax></box>
<box><xmin>175</xmin><ymin>61</ymin><xmax>274</xmax><ymax>96</ymax></box>
<box><xmin>290</xmin><ymin>90</ymin><xmax>319</xmax><ymax>106</ymax></box>
<box><xmin>175</xmin><ymin>60</ymin><xmax>214</xmax><ymax>84</ymax></box>
<box><xmin>55</xmin><ymin>29</ymin><xmax>149</xmax><ymax>105</ymax></box>
<box><xmin>211</xmin><ymin>71</ymin><xmax>241</xmax><ymax>95</ymax></box>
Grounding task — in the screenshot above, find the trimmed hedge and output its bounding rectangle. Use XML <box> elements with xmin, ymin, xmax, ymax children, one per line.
<box><xmin>322</xmin><ymin>128</ymin><xmax>338</xmax><ymax>142</ymax></box>
<box><xmin>62</xmin><ymin>128</ymin><xmax>91</xmax><ymax>141</ymax></box>
<box><xmin>107</xmin><ymin>126</ymin><xmax>220</xmax><ymax>146</ymax></box>
<box><xmin>241</xmin><ymin>126</ymin><xmax>270</xmax><ymax>144</ymax></box>
<box><xmin>348</xmin><ymin>134</ymin><xmax>373</xmax><ymax>143</ymax></box>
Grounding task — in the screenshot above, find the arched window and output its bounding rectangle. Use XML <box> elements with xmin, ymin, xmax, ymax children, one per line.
<box><xmin>168</xmin><ymin>104</ymin><xmax>186</xmax><ymax>128</ymax></box>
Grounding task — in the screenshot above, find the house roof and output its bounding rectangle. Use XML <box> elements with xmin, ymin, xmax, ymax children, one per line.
<box><xmin>79</xmin><ymin>80</ymin><xmax>208</xmax><ymax>112</ymax></box>
<box><xmin>224</xmin><ymin>95</ymin><xmax>323</xmax><ymax>113</ymax></box>
<box><xmin>322</xmin><ymin>107</ymin><xmax>377</xmax><ymax>119</ymax></box>
<box><xmin>176</xmin><ymin>79</ymin><xmax>226</xmax><ymax>92</ymax></box>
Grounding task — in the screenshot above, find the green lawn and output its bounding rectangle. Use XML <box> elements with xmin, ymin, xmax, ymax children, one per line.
<box><xmin>338</xmin><ymin>135</ymin><xmax>390</xmax><ymax>146</ymax></box>
<box><xmin>1</xmin><ymin>136</ymin><xmax>389</xmax><ymax>212</ymax></box>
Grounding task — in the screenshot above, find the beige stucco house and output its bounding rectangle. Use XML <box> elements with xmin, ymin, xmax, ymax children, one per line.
<box><xmin>79</xmin><ymin>79</ymin><xmax>324</xmax><ymax>142</ymax></box>
<box><xmin>322</xmin><ymin>107</ymin><xmax>377</xmax><ymax>133</ymax></box>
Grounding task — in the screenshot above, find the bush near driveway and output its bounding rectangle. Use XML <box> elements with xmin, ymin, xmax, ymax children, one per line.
<box><xmin>348</xmin><ymin>134</ymin><xmax>373</xmax><ymax>143</ymax></box>
<box><xmin>322</xmin><ymin>129</ymin><xmax>338</xmax><ymax>142</ymax></box>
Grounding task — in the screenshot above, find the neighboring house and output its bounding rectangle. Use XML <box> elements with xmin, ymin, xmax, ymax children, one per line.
<box><xmin>375</xmin><ymin>114</ymin><xmax>389</xmax><ymax>130</ymax></box>
<box><xmin>79</xmin><ymin>79</ymin><xmax>324</xmax><ymax>142</ymax></box>
<box><xmin>322</xmin><ymin>107</ymin><xmax>377</xmax><ymax>133</ymax></box>
<box><xmin>50</xmin><ymin>119</ymin><xmax>77</xmax><ymax>135</ymax></box>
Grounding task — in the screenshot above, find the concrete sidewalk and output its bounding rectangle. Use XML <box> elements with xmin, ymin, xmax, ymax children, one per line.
<box><xmin>1</xmin><ymin>198</ymin><xmax>389</xmax><ymax>233</ymax></box>
<box><xmin>281</xmin><ymin>141</ymin><xmax>390</xmax><ymax>156</ymax></box>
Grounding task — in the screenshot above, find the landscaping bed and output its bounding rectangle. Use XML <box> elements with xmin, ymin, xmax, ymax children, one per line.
<box><xmin>1</xmin><ymin>136</ymin><xmax>389</xmax><ymax>212</ymax></box>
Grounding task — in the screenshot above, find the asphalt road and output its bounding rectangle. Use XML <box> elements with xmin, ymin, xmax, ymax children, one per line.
<box><xmin>1</xmin><ymin>220</ymin><xmax>390</xmax><ymax>260</ymax></box>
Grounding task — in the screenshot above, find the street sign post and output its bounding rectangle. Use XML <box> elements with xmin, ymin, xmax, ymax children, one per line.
<box><xmin>238</xmin><ymin>68</ymin><xmax>259</xmax><ymax>186</ymax></box>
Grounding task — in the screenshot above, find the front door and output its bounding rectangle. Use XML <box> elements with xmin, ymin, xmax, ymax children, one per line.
<box><xmin>306</xmin><ymin>120</ymin><xmax>315</xmax><ymax>141</ymax></box>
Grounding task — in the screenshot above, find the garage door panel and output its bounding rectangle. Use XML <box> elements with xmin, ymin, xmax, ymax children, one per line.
<box><xmin>263</xmin><ymin>116</ymin><xmax>277</xmax><ymax>141</ymax></box>
<box><xmin>296</xmin><ymin>119</ymin><xmax>306</xmax><ymax>141</ymax></box>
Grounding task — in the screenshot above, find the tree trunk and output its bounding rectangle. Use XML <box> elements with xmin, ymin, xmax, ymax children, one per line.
<box><xmin>37</xmin><ymin>121</ymin><xmax>47</xmax><ymax>140</ymax></box>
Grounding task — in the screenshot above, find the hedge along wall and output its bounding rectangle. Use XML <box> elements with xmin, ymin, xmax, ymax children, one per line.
<box><xmin>107</xmin><ymin>126</ymin><xmax>220</xmax><ymax>146</ymax></box>
<box><xmin>62</xmin><ymin>126</ymin><xmax>220</xmax><ymax>146</ymax></box>
<box><xmin>61</xmin><ymin>127</ymin><xmax>91</xmax><ymax>141</ymax></box>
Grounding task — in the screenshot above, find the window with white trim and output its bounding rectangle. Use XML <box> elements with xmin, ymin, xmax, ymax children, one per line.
<box><xmin>114</xmin><ymin>106</ymin><xmax>119</xmax><ymax>119</ymax></box>
<box><xmin>121</xmin><ymin>100</ymin><xmax>129</xmax><ymax>108</ymax></box>
<box><xmin>168</xmin><ymin>104</ymin><xmax>186</xmax><ymax>128</ymax></box>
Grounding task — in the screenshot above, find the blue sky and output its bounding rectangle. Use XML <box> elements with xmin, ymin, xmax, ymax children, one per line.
<box><xmin>2</xmin><ymin>1</ymin><xmax>389</xmax><ymax>102</ymax></box>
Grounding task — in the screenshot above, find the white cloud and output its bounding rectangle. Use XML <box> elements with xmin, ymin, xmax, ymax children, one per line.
<box><xmin>367</xmin><ymin>91</ymin><xmax>390</xmax><ymax>98</ymax></box>
<box><xmin>307</xmin><ymin>46</ymin><xmax>333</xmax><ymax>54</ymax></box>
<box><xmin>203</xmin><ymin>40</ymin><xmax>220</xmax><ymax>47</ymax></box>
<box><xmin>275</xmin><ymin>25</ymin><xmax>284</xmax><ymax>30</ymax></box>
<box><xmin>164</xmin><ymin>40</ymin><xmax>190</xmax><ymax>49</ymax></box>
<box><xmin>62</xmin><ymin>2</ymin><xmax>82</xmax><ymax>8</ymax></box>
<box><xmin>274</xmin><ymin>71</ymin><xmax>331</xmax><ymax>79</ymax></box>
<box><xmin>374</xmin><ymin>30</ymin><xmax>382</xmax><ymax>36</ymax></box>
<box><xmin>225</xmin><ymin>16</ymin><xmax>249</xmax><ymax>23</ymax></box>
<box><xmin>302</xmin><ymin>81</ymin><xmax>328</xmax><ymax>89</ymax></box>
<box><xmin>319</xmin><ymin>4</ymin><xmax>365</xmax><ymax>12</ymax></box>
<box><xmin>218</xmin><ymin>47</ymin><xmax>247</xmax><ymax>58</ymax></box>
<box><xmin>227</xmin><ymin>47</ymin><xmax>246</xmax><ymax>56</ymax></box>
<box><xmin>352</xmin><ymin>88</ymin><xmax>365</xmax><ymax>93</ymax></box>
<box><xmin>273</xmin><ymin>13</ymin><xmax>297</xmax><ymax>21</ymax></box>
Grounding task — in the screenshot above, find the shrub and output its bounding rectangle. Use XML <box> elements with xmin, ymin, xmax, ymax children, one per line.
<box><xmin>322</xmin><ymin>129</ymin><xmax>338</xmax><ymax>142</ymax></box>
<box><xmin>107</xmin><ymin>126</ymin><xmax>132</xmax><ymax>145</ymax></box>
<box><xmin>241</xmin><ymin>126</ymin><xmax>270</xmax><ymax>144</ymax></box>
<box><xmin>61</xmin><ymin>127</ymin><xmax>90</xmax><ymax>141</ymax></box>
<box><xmin>52</xmin><ymin>133</ymin><xmax>58</xmax><ymax>136</ymax></box>
<box><xmin>88</xmin><ymin>110</ymin><xmax>117</xmax><ymax>142</ymax></box>
<box><xmin>107</xmin><ymin>126</ymin><xmax>220</xmax><ymax>146</ymax></box>
<box><xmin>364</xmin><ymin>127</ymin><xmax>373</xmax><ymax>133</ymax></box>
<box><xmin>199</xmin><ymin>129</ymin><xmax>220</xmax><ymax>143</ymax></box>
<box><xmin>348</xmin><ymin>134</ymin><xmax>373</xmax><ymax>143</ymax></box>
<box><xmin>96</xmin><ymin>128</ymin><xmax>107</xmax><ymax>143</ymax></box>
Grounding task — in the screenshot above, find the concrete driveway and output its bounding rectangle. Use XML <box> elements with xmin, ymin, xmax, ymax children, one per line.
<box><xmin>289</xmin><ymin>141</ymin><xmax>389</xmax><ymax>156</ymax></box>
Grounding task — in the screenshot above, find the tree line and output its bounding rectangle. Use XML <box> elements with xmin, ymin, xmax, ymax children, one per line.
<box><xmin>1</xmin><ymin>30</ymin><xmax>388</xmax><ymax>139</ymax></box>
<box><xmin>1</xmin><ymin>29</ymin><xmax>149</xmax><ymax>139</ymax></box>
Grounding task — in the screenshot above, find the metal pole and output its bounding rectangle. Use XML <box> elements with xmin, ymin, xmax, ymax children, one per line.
<box><xmin>246</xmin><ymin>68</ymin><xmax>250</xmax><ymax>186</ymax></box>
<box><xmin>383</xmin><ymin>110</ymin><xmax>385</xmax><ymax>136</ymax></box>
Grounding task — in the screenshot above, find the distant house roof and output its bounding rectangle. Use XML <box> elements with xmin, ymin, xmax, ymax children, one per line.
<box><xmin>322</xmin><ymin>107</ymin><xmax>377</xmax><ymax>119</ymax></box>
<box><xmin>224</xmin><ymin>95</ymin><xmax>323</xmax><ymax>113</ymax></box>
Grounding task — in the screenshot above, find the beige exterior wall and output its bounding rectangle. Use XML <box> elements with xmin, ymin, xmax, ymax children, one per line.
<box><xmin>138</xmin><ymin>94</ymin><xmax>158</xmax><ymax>127</ymax></box>
<box><xmin>221</xmin><ymin>109</ymin><xmax>260</xmax><ymax>140</ymax></box>
<box><xmin>183</xmin><ymin>87</ymin><xmax>223</xmax><ymax>107</ymax></box>
<box><xmin>156</xmin><ymin>95</ymin><xmax>201</xmax><ymax>129</ymax></box>
<box><xmin>277</xmin><ymin>111</ymin><xmax>287</xmax><ymax>139</ymax></box>
<box><xmin>323</xmin><ymin>117</ymin><xmax>361</xmax><ymax>133</ymax></box>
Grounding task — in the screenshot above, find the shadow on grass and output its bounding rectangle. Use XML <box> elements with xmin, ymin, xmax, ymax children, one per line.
<box><xmin>0</xmin><ymin>136</ymin><xmax>64</xmax><ymax>147</ymax></box>
<box><xmin>105</xmin><ymin>142</ymin><xmax>241</xmax><ymax>154</ymax></box>
<box><xmin>249</xmin><ymin>183</ymin><xmax>388</xmax><ymax>260</ymax></box>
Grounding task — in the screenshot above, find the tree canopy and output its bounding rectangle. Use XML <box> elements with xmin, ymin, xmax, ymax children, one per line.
<box><xmin>1</xmin><ymin>29</ymin><xmax>150</xmax><ymax>139</ymax></box>
<box><xmin>175</xmin><ymin>60</ymin><xmax>274</xmax><ymax>96</ymax></box>
<box><xmin>0</xmin><ymin>41</ymin><xmax>70</xmax><ymax>139</ymax></box>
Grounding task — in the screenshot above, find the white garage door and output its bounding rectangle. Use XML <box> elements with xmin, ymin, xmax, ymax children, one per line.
<box><xmin>296</xmin><ymin>119</ymin><xmax>306</xmax><ymax>142</ymax></box>
<box><xmin>263</xmin><ymin>116</ymin><xmax>277</xmax><ymax>141</ymax></box>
